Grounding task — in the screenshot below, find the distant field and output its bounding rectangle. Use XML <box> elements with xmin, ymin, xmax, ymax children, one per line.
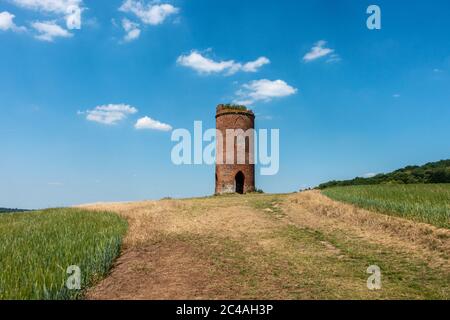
<box><xmin>322</xmin><ymin>184</ymin><xmax>450</xmax><ymax>229</ymax></box>
<box><xmin>0</xmin><ymin>208</ymin><xmax>127</xmax><ymax>299</ymax></box>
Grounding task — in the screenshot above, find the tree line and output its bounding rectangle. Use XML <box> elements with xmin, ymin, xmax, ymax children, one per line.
<box><xmin>0</xmin><ymin>208</ymin><xmax>30</xmax><ymax>214</ymax></box>
<box><xmin>318</xmin><ymin>159</ymin><xmax>450</xmax><ymax>189</ymax></box>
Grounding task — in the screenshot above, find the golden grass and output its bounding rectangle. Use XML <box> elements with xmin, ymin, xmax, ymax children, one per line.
<box><xmin>81</xmin><ymin>191</ymin><xmax>450</xmax><ymax>300</ymax></box>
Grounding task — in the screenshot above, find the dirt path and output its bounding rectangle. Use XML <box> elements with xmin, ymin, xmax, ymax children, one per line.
<box><xmin>82</xmin><ymin>191</ymin><xmax>450</xmax><ymax>300</ymax></box>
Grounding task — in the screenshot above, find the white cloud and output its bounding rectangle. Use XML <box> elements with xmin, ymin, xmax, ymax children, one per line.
<box><xmin>362</xmin><ymin>173</ymin><xmax>377</xmax><ymax>178</ymax></box>
<box><xmin>177</xmin><ymin>50</ymin><xmax>270</xmax><ymax>75</ymax></box>
<box><xmin>303</xmin><ymin>40</ymin><xmax>335</xmax><ymax>62</ymax></box>
<box><xmin>135</xmin><ymin>116</ymin><xmax>172</xmax><ymax>131</ymax></box>
<box><xmin>11</xmin><ymin>0</ymin><xmax>81</xmax><ymax>13</ymax></box>
<box><xmin>31</xmin><ymin>21</ymin><xmax>72</xmax><ymax>41</ymax></box>
<box><xmin>0</xmin><ymin>12</ymin><xmax>14</xmax><ymax>31</ymax></box>
<box><xmin>242</xmin><ymin>57</ymin><xmax>271</xmax><ymax>72</ymax></box>
<box><xmin>11</xmin><ymin>0</ymin><xmax>83</xmax><ymax>30</ymax></box>
<box><xmin>234</xmin><ymin>79</ymin><xmax>297</xmax><ymax>105</ymax></box>
<box><xmin>0</xmin><ymin>11</ymin><xmax>26</xmax><ymax>32</ymax></box>
<box><xmin>177</xmin><ymin>51</ymin><xmax>235</xmax><ymax>74</ymax></box>
<box><xmin>119</xmin><ymin>0</ymin><xmax>179</xmax><ymax>25</ymax></box>
<box><xmin>122</xmin><ymin>18</ymin><xmax>140</xmax><ymax>42</ymax></box>
<box><xmin>79</xmin><ymin>104</ymin><xmax>138</xmax><ymax>125</ymax></box>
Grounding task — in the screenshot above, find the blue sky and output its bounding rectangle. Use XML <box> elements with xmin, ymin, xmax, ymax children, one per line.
<box><xmin>1</xmin><ymin>0</ymin><xmax>449</xmax><ymax>209</ymax></box>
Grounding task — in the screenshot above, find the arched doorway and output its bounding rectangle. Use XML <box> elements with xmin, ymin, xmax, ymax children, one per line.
<box><xmin>235</xmin><ymin>171</ymin><xmax>245</xmax><ymax>194</ymax></box>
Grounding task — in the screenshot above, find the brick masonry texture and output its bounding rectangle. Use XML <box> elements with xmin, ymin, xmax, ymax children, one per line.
<box><xmin>215</xmin><ymin>105</ymin><xmax>256</xmax><ymax>194</ymax></box>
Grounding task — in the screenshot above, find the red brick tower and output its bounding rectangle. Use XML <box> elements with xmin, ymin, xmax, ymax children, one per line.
<box><xmin>215</xmin><ymin>104</ymin><xmax>255</xmax><ymax>194</ymax></box>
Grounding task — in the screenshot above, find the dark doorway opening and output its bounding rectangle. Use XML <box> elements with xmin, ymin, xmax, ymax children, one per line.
<box><xmin>235</xmin><ymin>171</ymin><xmax>245</xmax><ymax>194</ymax></box>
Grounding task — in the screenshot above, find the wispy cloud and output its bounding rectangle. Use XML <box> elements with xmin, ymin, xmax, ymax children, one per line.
<box><xmin>177</xmin><ymin>50</ymin><xmax>270</xmax><ymax>75</ymax></box>
<box><xmin>241</xmin><ymin>57</ymin><xmax>271</xmax><ymax>72</ymax></box>
<box><xmin>122</xmin><ymin>18</ymin><xmax>141</xmax><ymax>42</ymax></box>
<box><xmin>0</xmin><ymin>11</ymin><xmax>26</xmax><ymax>32</ymax></box>
<box><xmin>48</xmin><ymin>182</ymin><xmax>64</xmax><ymax>186</ymax></box>
<box><xmin>303</xmin><ymin>40</ymin><xmax>336</xmax><ymax>62</ymax></box>
<box><xmin>326</xmin><ymin>53</ymin><xmax>341</xmax><ymax>63</ymax></box>
<box><xmin>234</xmin><ymin>79</ymin><xmax>297</xmax><ymax>105</ymax></box>
<box><xmin>10</xmin><ymin>0</ymin><xmax>83</xmax><ymax>30</ymax></box>
<box><xmin>135</xmin><ymin>116</ymin><xmax>172</xmax><ymax>131</ymax></box>
<box><xmin>362</xmin><ymin>173</ymin><xmax>377</xmax><ymax>178</ymax></box>
<box><xmin>393</xmin><ymin>93</ymin><xmax>401</xmax><ymax>98</ymax></box>
<box><xmin>31</xmin><ymin>21</ymin><xmax>72</xmax><ymax>41</ymax></box>
<box><xmin>79</xmin><ymin>104</ymin><xmax>138</xmax><ymax>125</ymax></box>
<box><xmin>119</xmin><ymin>0</ymin><xmax>179</xmax><ymax>25</ymax></box>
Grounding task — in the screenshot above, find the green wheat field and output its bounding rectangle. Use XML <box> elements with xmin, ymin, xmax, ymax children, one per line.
<box><xmin>0</xmin><ymin>208</ymin><xmax>127</xmax><ymax>300</ymax></box>
<box><xmin>322</xmin><ymin>184</ymin><xmax>450</xmax><ymax>229</ymax></box>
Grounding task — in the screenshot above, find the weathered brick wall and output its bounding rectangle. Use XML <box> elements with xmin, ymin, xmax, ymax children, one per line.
<box><xmin>215</xmin><ymin>106</ymin><xmax>255</xmax><ymax>194</ymax></box>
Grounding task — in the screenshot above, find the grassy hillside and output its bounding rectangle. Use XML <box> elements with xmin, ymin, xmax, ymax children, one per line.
<box><xmin>84</xmin><ymin>193</ymin><xmax>450</xmax><ymax>300</ymax></box>
<box><xmin>319</xmin><ymin>159</ymin><xmax>450</xmax><ymax>189</ymax></box>
<box><xmin>322</xmin><ymin>184</ymin><xmax>450</xmax><ymax>229</ymax></box>
<box><xmin>0</xmin><ymin>208</ymin><xmax>127</xmax><ymax>299</ymax></box>
<box><xmin>2</xmin><ymin>192</ymin><xmax>449</xmax><ymax>300</ymax></box>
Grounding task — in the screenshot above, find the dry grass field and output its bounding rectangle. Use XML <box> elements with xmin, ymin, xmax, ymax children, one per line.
<box><xmin>81</xmin><ymin>191</ymin><xmax>450</xmax><ymax>300</ymax></box>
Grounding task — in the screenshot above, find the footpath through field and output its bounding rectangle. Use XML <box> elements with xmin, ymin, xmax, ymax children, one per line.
<box><xmin>83</xmin><ymin>191</ymin><xmax>450</xmax><ymax>299</ymax></box>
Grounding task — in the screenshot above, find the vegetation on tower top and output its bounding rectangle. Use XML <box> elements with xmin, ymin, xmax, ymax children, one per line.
<box><xmin>217</xmin><ymin>104</ymin><xmax>248</xmax><ymax>112</ymax></box>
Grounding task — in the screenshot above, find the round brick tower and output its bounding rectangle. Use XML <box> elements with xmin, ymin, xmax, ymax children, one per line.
<box><xmin>215</xmin><ymin>104</ymin><xmax>255</xmax><ymax>194</ymax></box>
